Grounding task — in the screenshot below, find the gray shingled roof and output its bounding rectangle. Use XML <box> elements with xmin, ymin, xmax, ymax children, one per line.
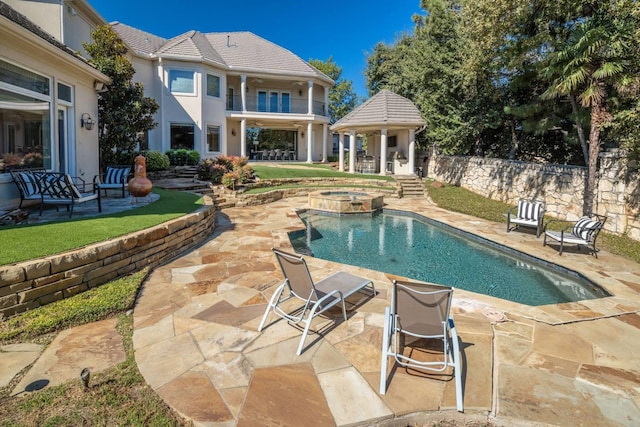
<box><xmin>331</xmin><ymin>89</ymin><xmax>426</xmax><ymax>131</ymax></box>
<box><xmin>110</xmin><ymin>22</ymin><xmax>166</xmax><ymax>56</ymax></box>
<box><xmin>111</xmin><ymin>23</ymin><xmax>331</xmax><ymax>83</ymax></box>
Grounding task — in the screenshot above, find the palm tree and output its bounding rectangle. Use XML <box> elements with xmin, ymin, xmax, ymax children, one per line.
<box><xmin>541</xmin><ymin>6</ymin><xmax>639</xmax><ymax>216</ymax></box>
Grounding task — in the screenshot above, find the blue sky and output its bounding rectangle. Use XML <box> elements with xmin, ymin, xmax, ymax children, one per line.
<box><xmin>90</xmin><ymin>0</ymin><xmax>424</xmax><ymax>98</ymax></box>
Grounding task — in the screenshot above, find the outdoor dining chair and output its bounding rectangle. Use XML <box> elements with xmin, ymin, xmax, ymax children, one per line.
<box><xmin>258</xmin><ymin>248</ymin><xmax>376</xmax><ymax>355</ymax></box>
<box><xmin>380</xmin><ymin>279</ymin><xmax>463</xmax><ymax>412</ymax></box>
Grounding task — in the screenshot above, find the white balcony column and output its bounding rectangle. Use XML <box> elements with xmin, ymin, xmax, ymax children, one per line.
<box><xmin>339</xmin><ymin>132</ymin><xmax>345</xmax><ymax>172</ymax></box>
<box><xmin>241</xmin><ymin>75</ymin><xmax>247</xmax><ymax>112</ymax></box>
<box><xmin>306</xmin><ymin>121</ymin><xmax>313</xmax><ymax>163</ymax></box>
<box><xmin>349</xmin><ymin>130</ymin><xmax>356</xmax><ymax>173</ymax></box>
<box><xmin>322</xmin><ymin>124</ymin><xmax>328</xmax><ymax>162</ymax></box>
<box><xmin>240</xmin><ymin>119</ymin><xmax>247</xmax><ymax>157</ymax></box>
<box><xmin>323</xmin><ymin>85</ymin><xmax>329</xmax><ymax>117</ymax></box>
<box><xmin>307</xmin><ymin>80</ymin><xmax>314</xmax><ymax>115</ymax></box>
<box><xmin>380</xmin><ymin>128</ymin><xmax>388</xmax><ymax>176</ymax></box>
<box><xmin>408</xmin><ymin>128</ymin><xmax>416</xmax><ymax>175</ymax></box>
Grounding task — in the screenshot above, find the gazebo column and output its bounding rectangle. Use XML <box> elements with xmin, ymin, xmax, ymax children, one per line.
<box><xmin>322</xmin><ymin>123</ymin><xmax>328</xmax><ymax>162</ymax></box>
<box><xmin>240</xmin><ymin>119</ymin><xmax>247</xmax><ymax>157</ymax></box>
<box><xmin>306</xmin><ymin>121</ymin><xmax>313</xmax><ymax>163</ymax></box>
<box><xmin>349</xmin><ymin>130</ymin><xmax>356</xmax><ymax>173</ymax></box>
<box><xmin>339</xmin><ymin>132</ymin><xmax>345</xmax><ymax>172</ymax></box>
<box><xmin>408</xmin><ymin>128</ymin><xmax>416</xmax><ymax>174</ymax></box>
<box><xmin>380</xmin><ymin>128</ymin><xmax>388</xmax><ymax>175</ymax></box>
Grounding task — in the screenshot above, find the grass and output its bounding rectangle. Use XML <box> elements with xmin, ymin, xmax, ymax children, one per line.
<box><xmin>252</xmin><ymin>164</ymin><xmax>396</xmax><ymax>181</ymax></box>
<box><xmin>0</xmin><ymin>188</ymin><xmax>203</xmax><ymax>265</ymax></box>
<box><xmin>425</xmin><ymin>181</ymin><xmax>640</xmax><ymax>264</ymax></box>
<box><xmin>0</xmin><ymin>270</ymin><xmax>190</xmax><ymax>426</ymax></box>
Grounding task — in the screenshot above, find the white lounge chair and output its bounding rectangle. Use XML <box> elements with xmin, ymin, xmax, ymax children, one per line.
<box><xmin>258</xmin><ymin>248</ymin><xmax>375</xmax><ymax>355</ymax></box>
<box><xmin>380</xmin><ymin>279</ymin><xmax>463</xmax><ymax>413</ymax></box>
<box><xmin>506</xmin><ymin>199</ymin><xmax>545</xmax><ymax>238</ymax></box>
<box><xmin>543</xmin><ymin>214</ymin><xmax>607</xmax><ymax>257</ymax></box>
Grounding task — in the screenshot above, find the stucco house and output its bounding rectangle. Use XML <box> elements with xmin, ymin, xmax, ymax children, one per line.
<box><xmin>0</xmin><ymin>0</ymin><xmax>110</xmax><ymax>211</ymax></box>
<box><xmin>110</xmin><ymin>23</ymin><xmax>335</xmax><ymax>162</ymax></box>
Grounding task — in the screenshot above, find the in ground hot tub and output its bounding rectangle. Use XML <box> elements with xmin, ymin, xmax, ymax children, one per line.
<box><xmin>308</xmin><ymin>191</ymin><xmax>384</xmax><ymax>214</ymax></box>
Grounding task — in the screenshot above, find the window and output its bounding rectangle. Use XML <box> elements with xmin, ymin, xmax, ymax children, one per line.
<box><xmin>269</xmin><ymin>92</ymin><xmax>278</xmax><ymax>112</ymax></box>
<box><xmin>206</xmin><ymin>74</ymin><xmax>220</xmax><ymax>97</ymax></box>
<box><xmin>281</xmin><ymin>92</ymin><xmax>290</xmax><ymax>113</ymax></box>
<box><xmin>0</xmin><ymin>59</ymin><xmax>49</xmax><ymax>95</ymax></box>
<box><xmin>0</xmin><ymin>60</ymin><xmax>52</xmax><ymax>171</ymax></box>
<box><xmin>207</xmin><ymin>125</ymin><xmax>220</xmax><ymax>152</ymax></box>
<box><xmin>170</xmin><ymin>123</ymin><xmax>194</xmax><ymax>149</ymax></box>
<box><xmin>227</xmin><ymin>86</ymin><xmax>235</xmax><ymax>110</ymax></box>
<box><xmin>57</xmin><ymin>82</ymin><xmax>72</xmax><ymax>103</ymax></box>
<box><xmin>169</xmin><ymin>70</ymin><xmax>195</xmax><ymax>94</ymax></box>
<box><xmin>257</xmin><ymin>91</ymin><xmax>267</xmax><ymax>112</ymax></box>
<box><xmin>388</xmin><ymin>135</ymin><xmax>398</xmax><ymax>148</ymax></box>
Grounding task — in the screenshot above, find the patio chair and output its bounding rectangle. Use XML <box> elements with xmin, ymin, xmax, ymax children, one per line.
<box><xmin>93</xmin><ymin>165</ymin><xmax>131</xmax><ymax>198</ymax></box>
<box><xmin>379</xmin><ymin>279</ymin><xmax>463</xmax><ymax>413</ymax></box>
<box><xmin>39</xmin><ymin>173</ymin><xmax>101</xmax><ymax>218</ymax></box>
<box><xmin>506</xmin><ymin>199</ymin><xmax>545</xmax><ymax>238</ymax></box>
<box><xmin>258</xmin><ymin>248</ymin><xmax>376</xmax><ymax>355</ymax></box>
<box><xmin>9</xmin><ymin>168</ymin><xmax>47</xmax><ymax>209</ymax></box>
<box><xmin>543</xmin><ymin>214</ymin><xmax>607</xmax><ymax>257</ymax></box>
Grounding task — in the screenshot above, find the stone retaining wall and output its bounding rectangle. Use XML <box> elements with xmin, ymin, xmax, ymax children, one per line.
<box><xmin>0</xmin><ymin>205</ymin><xmax>216</xmax><ymax>318</ymax></box>
<box><xmin>234</xmin><ymin>177</ymin><xmax>399</xmax><ymax>207</ymax></box>
<box><xmin>426</xmin><ymin>151</ymin><xmax>640</xmax><ymax>239</ymax></box>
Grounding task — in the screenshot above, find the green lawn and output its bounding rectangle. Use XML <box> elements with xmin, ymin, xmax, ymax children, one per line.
<box><xmin>252</xmin><ymin>164</ymin><xmax>396</xmax><ymax>181</ymax></box>
<box><xmin>0</xmin><ymin>188</ymin><xmax>203</xmax><ymax>265</ymax></box>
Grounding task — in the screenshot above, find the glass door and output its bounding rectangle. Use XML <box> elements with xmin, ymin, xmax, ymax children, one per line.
<box><xmin>269</xmin><ymin>91</ymin><xmax>279</xmax><ymax>112</ymax></box>
<box><xmin>281</xmin><ymin>92</ymin><xmax>290</xmax><ymax>113</ymax></box>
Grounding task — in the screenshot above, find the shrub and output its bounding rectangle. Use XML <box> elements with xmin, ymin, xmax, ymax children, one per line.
<box><xmin>327</xmin><ymin>155</ymin><xmax>339</xmax><ymax>162</ymax></box>
<box><xmin>221</xmin><ymin>171</ymin><xmax>240</xmax><ymax>189</ymax></box>
<box><xmin>142</xmin><ymin>150</ymin><xmax>170</xmax><ymax>171</ymax></box>
<box><xmin>22</xmin><ymin>152</ymin><xmax>44</xmax><ymax>168</ymax></box>
<box><xmin>186</xmin><ymin>150</ymin><xmax>200</xmax><ymax>165</ymax></box>
<box><xmin>195</xmin><ymin>155</ymin><xmax>253</xmax><ymax>188</ymax></box>
<box><xmin>166</xmin><ymin>149</ymin><xmax>200</xmax><ymax>166</ymax></box>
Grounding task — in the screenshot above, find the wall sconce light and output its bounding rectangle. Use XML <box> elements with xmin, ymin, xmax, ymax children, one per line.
<box><xmin>80</xmin><ymin>113</ymin><xmax>95</xmax><ymax>130</ymax></box>
<box><xmin>231</xmin><ymin>128</ymin><xmax>236</xmax><ymax>136</ymax></box>
<box><xmin>94</xmin><ymin>80</ymin><xmax>107</xmax><ymax>93</ymax></box>
<box><xmin>301</xmin><ymin>131</ymin><xmax>305</xmax><ymax>138</ymax></box>
<box><xmin>298</xmin><ymin>89</ymin><xmax>303</xmax><ymax>96</ymax></box>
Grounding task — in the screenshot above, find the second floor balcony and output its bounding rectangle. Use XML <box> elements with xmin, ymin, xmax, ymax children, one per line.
<box><xmin>226</xmin><ymin>95</ymin><xmax>327</xmax><ymax>116</ymax></box>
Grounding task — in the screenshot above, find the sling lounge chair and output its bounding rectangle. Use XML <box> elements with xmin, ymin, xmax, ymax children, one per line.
<box><xmin>258</xmin><ymin>248</ymin><xmax>376</xmax><ymax>355</ymax></box>
<box><xmin>506</xmin><ymin>199</ymin><xmax>545</xmax><ymax>238</ymax></box>
<box><xmin>379</xmin><ymin>279</ymin><xmax>463</xmax><ymax>413</ymax></box>
<box><xmin>543</xmin><ymin>214</ymin><xmax>607</xmax><ymax>257</ymax></box>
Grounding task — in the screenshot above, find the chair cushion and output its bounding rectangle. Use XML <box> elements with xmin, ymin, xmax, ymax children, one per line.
<box><xmin>572</xmin><ymin>217</ymin><xmax>601</xmax><ymax>241</ymax></box>
<box><xmin>517</xmin><ymin>200</ymin><xmax>543</xmax><ymax>221</ymax></box>
<box><xmin>105</xmin><ymin>166</ymin><xmax>130</xmax><ymax>184</ymax></box>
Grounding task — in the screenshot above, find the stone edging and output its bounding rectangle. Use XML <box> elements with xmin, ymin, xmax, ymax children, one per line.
<box><xmin>0</xmin><ymin>204</ymin><xmax>216</xmax><ymax>318</ymax></box>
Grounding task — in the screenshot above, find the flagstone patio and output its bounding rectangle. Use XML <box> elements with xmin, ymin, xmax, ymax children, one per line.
<box><xmin>131</xmin><ymin>196</ymin><xmax>640</xmax><ymax>426</ymax></box>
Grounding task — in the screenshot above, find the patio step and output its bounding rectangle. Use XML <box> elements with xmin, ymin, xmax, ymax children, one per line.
<box><xmin>174</xmin><ymin>166</ymin><xmax>198</xmax><ymax>179</ymax></box>
<box><xmin>394</xmin><ymin>175</ymin><xmax>425</xmax><ymax>198</ymax></box>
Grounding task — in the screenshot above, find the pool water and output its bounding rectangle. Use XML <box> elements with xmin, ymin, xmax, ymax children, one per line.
<box><xmin>289</xmin><ymin>210</ymin><xmax>608</xmax><ymax>306</ymax></box>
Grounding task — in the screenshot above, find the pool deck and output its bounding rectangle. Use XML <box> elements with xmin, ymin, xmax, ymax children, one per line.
<box><xmin>130</xmin><ymin>196</ymin><xmax>640</xmax><ymax>426</ymax></box>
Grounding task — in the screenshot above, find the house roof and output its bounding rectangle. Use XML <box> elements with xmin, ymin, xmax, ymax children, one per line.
<box><xmin>111</xmin><ymin>23</ymin><xmax>332</xmax><ymax>84</ymax></box>
<box><xmin>110</xmin><ymin>22</ymin><xmax>166</xmax><ymax>56</ymax></box>
<box><xmin>331</xmin><ymin>89</ymin><xmax>426</xmax><ymax>132</ymax></box>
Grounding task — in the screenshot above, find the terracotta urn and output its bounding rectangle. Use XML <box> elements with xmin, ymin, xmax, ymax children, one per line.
<box><xmin>128</xmin><ymin>155</ymin><xmax>153</xmax><ymax>197</ymax></box>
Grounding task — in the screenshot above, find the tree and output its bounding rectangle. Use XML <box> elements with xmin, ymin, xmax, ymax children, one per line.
<box><xmin>540</xmin><ymin>2</ymin><xmax>640</xmax><ymax>215</ymax></box>
<box><xmin>83</xmin><ymin>25</ymin><xmax>159</xmax><ymax>168</ymax></box>
<box><xmin>309</xmin><ymin>57</ymin><xmax>359</xmax><ymax>123</ymax></box>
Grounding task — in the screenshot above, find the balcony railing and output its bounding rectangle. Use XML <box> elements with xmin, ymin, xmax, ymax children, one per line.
<box><xmin>226</xmin><ymin>96</ymin><xmax>327</xmax><ymax>116</ymax></box>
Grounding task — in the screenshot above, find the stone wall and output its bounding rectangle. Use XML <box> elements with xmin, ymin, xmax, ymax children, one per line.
<box><xmin>0</xmin><ymin>205</ymin><xmax>216</xmax><ymax>318</ymax></box>
<box><xmin>426</xmin><ymin>151</ymin><xmax>640</xmax><ymax>239</ymax></box>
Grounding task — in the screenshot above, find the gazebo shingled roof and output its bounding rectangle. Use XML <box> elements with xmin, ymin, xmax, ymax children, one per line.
<box><xmin>330</xmin><ymin>89</ymin><xmax>425</xmax><ymax>132</ymax></box>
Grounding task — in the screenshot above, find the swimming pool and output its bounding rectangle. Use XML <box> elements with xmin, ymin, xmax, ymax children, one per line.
<box><xmin>288</xmin><ymin>210</ymin><xmax>608</xmax><ymax>306</ymax></box>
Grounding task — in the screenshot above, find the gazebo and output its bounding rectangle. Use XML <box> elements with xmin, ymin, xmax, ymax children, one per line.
<box><xmin>330</xmin><ymin>89</ymin><xmax>426</xmax><ymax>175</ymax></box>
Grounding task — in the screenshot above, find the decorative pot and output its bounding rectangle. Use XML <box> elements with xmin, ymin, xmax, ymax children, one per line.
<box><xmin>128</xmin><ymin>155</ymin><xmax>153</xmax><ymax>197</ymax></box>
